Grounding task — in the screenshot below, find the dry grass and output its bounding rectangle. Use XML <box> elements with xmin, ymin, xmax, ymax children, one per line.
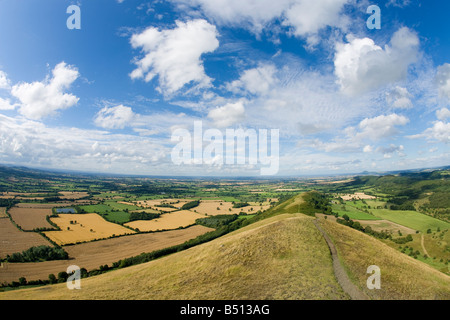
<box><xmin>0</xmin><ymin>214</ymin><xmax>347</xmax><ymax>300</ymax></box>
<box><xmin>125</xmin><ymin>210</ymin><xmax>205</xmax><ymax>232</ymax></box>
<box><xmin>0</xmin><ymin>218</ymin><xmax>52</xmax><ymax>259</ymax></box>
<box><xmin>318</xmin><ymin>218</ymin><xmax>450</xmax><ymax>299</ymax></box>
<box><xmin>0</xmin><ymin>207</ymin><xmax>7</xmax><ymax>218</ymax></box>
<box><xmin>44</xmin><ymin>214</ymin><xmax>135</xmax><ymax>245</ymax></box>
<box><xmin>8</xmin><ymin>207</ymin><xmax>55</xmax><ymax>231</ymax></box>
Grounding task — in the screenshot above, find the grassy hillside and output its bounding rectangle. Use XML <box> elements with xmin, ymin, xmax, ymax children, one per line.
<box><xmin>319</xmin><ymin>218</ymin><xmax>450</xmax><ymax>299</ymax></box>
<box><xmin>0</xmin><ymin>214</ymin><xmax>348</xmax><ymax>300</ymax></box>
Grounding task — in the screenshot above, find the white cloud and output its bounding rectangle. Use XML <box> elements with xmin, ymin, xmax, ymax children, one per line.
<box><xmin>386</xmin><ymin>86</ymin><xmax>413</xmax><ymax>109</ymax></box>
<box><xmin>0</xmin><ymin>97</ymin><xmax>16</xmax><ymax>110</ymax></box>
<box><xmin>171</xmin><ymin>0</ymin><xmax>291</xmax><ymax>33</ymax></box>
<box><xmin>282</xmin><ymin>0</ymin><xmax>349</xmax><ymax>42</ymax></box>
<box><xmin>310</xmin><ymin>114</ymin><xmax>409</xmax><ymax>154</ymax></box>
<box><xmin>222</xmin><ymin>60</ymin><xmax>373</xmax><ymax>137</ymax></box>
<box><xmin>171</xmin><ymin>0</ymin><xmax>350</xmax><ymax>43</ymax></box>
<box><xmin>0</xmin><ymin>114</ymin><xmax>170</xmax><ymax>174</ymax></box>
<box><xmin>0</xmin><ymin>71</ymin><xmax>10</xmax><ymax>89</ymax></box>
<box><xmin>436</xmin><ymin>63</ymin><xmax>450</xmax><ymax>100</ymax></box>
<box><xmin>334</xmin><ymin>27</ymin><xmax>420</xmax><ymax>96</ymax></box>
<box><xmin>94</xmin><ymin>105</ymin><xmax>136</xmax><ymax>129</ymax></box>
<box><xmin>10</xmin><ymin>62</ymin><xmax>80</xmax><ymax>120</ymax></box>
<box><xmin>436</xmin><ymin>107</ymin><xmax>450</xmax><ymax>121</ymax></box>
<box><xmin>226</xmin><ymin>63</ymin><xmax>277</xmax><ymax>96</ymax></box>
<box><xmin>207</xmin><ymin>101</ymin><xmax>246</xmax><ymax>128</ymax></box>
<box><xmin>414</xmin><ymin>121</ymin><xmax>450</xmax><ymax>144</ymax></box>
<box><xmin>129</xmin><ymin>19</ymin><xmax>219</xmax><ymax>96</ymax></box>
<box><xmin>357</xmin><ymin>114</ymin><xmax>409</xmax><ymax>140</ymax></box>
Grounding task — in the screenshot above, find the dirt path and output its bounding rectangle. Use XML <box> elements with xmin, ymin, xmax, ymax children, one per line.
<box><xmin>313</xmin><ymin>219</ymin><xmax>369</xmax><ymax>300</ymax></box>
<box><xmin>421</xmin><ymin>234</ymin><xmax>429</xmax><ymax>257</ymax></box>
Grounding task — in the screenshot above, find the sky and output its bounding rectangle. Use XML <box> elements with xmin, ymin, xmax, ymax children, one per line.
<box><xmin>0</xmin><ymin>0</ymin><xmax>449</xmax><ymax>177</ymax></box>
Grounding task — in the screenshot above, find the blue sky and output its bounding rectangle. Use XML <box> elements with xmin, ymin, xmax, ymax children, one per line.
<box><xmin>0</xmin><ymin>0</ymin><xmax>449</xmax><ymax>176</ymax></box>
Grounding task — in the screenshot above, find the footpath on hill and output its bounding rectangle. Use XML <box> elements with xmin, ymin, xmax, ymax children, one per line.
<box><xmin>312</xmin><ymin>219</ymin><xmax>369</xmax><ymax>300</ymax></box>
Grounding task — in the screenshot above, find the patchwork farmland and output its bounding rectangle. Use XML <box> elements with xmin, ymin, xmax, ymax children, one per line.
<box><xmin>0</xmin><ymin>172</ymin><xmax>282</xmax><ymax>287</ymax></box>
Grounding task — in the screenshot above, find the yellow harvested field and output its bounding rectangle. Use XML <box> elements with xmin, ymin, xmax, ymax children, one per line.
<box><xmin>117</xmin><ymin>201</ymin><xmax>137</xmax><ymax>206</ymax></box>
<box><xmin>355</xmin><ymin>219</ymin><xmax>417</xmax><ymax>235</ymax></box>
<box><xmin>0</xmin><ymin>218</ymin><xmax>52</xmax><ymax>259</ymax></box>
<box><xmin>59</xmin><ymin>191</ymin><xmax>89</xmax><ymax>199</ymax></box>
<box><xmin>135</xmin><ymin>198</ymin><xmax>192</xmax><ymax>209</ymax></box>
<box><xmin>44</xmin><ymin>213</ymin><xmax>135</xmax><ymax>245</ymax></box>
<box><xmin>193</xmin><ymin>200</ymin><xmax>270</xmax><ymax>216</ymax></box>
<box><xmin>8</xmin><ymin>207</ymin><xmax>56</xmax><ymax>231</ymax></box>
<box><xmin>0</xmin><ymin>207</ymin><xmax>6</xmax><ymax>218</ymax></box>
<box><xmin>15</xmin><ymin>202</ymin><xmax>74</xmax><ymax>209</ymax></box>
<box><xmin>340</xmin><ymin>192</ymin><xmax>376</xmax><ymax>201</ymax></box>
<box><xmin>134</xmin><ymin>199</ymin><xmax>194</xmax><ymax>212</ymax></box>
<box><xmin>125</xmin><ymin>210</ymin><xmax>205</xmax><ymax>232</ymax></box>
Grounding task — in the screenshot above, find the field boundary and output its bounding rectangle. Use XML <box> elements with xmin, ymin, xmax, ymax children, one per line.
<box><xmin>312</xmin><ymin>219</ymin><xmax>369</xmax><ymax>300</ymax></box>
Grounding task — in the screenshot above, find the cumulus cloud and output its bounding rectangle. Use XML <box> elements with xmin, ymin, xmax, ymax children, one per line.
<box><xmin>226</xmin><ymin>63</ymin><xmax>277</xmax><ymax>96</ymax></box>
<box><xmin>282</xmin><ymin>0</ymin><xmax>349</xmax><ymax>45</ymax></box>
<box><xmin>129</xmin><ymin>19</ymin><xmax>219</xmax><ymax>96</ymax></box>
<box><xmin>416</xmin><ymin>121</ymin><xmax>450</xmax><ymax>144</ymax></box>
<box><xmin>94</xmin><ymin>105</ymin><xmax>136</xmax><ymax>129</ymax></box>
<box><xmin>334</xmin><ymin>27</ymin><xmax>420</xmax><ymax>96</ymax></box>
<box><xmin>357</xmin><ymin>114</ymin><xmax>409</xmax><ymax>140</ymax></box>
<box><xmin>436</xmin><ymin>107</ymin><xmax>450</xmax><ymax>121</ymax></box>
<box><xmin>207</xmin><ymin>101</ymin><xmax>246</xmax><ymax>128</ymax></box>
<box><xmin>310</xmin><ymin>114</ymin><xmax>409</xmax><ymax>153</ymax></box>
<box><xmin>10</xmin><ymin>62</ymin><xmax>80</xmax><ymax>120</ymax></box>
<box><xmin>386</xmin><ymin>86</ymin><xmax>413</xmax><ymax>109</ymax></box>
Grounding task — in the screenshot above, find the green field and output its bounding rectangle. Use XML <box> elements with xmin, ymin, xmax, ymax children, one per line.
<box><xmin>371</xmin><ymin>209</ymin><xmax>450</xmax><ymax>233</ymax></box>
<box><xmin>102</xmin><ymin>211</ymin><xmax>131</xmax><ymax>224</ymax></box>
<box><xmin>104</xmin><ymin>201</ymin><xmax>141</xmax><ymax>211</ymax></box>
<box><xmin>332</xmin><ymin>203</ymin><xmax>381</xmax><ymax>220</ymax></box>
<box><xmin>78</xmin><ymin>204</ymin><xmax>112</xmax><ymax>214</ymax></box>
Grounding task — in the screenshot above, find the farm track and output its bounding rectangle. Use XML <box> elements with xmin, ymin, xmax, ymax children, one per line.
<box><xmin>421</xmin><ymin>234</ymin><xmax>429</xmax><ymax>257</ymax></box>
<box><xmin>313</xmin><ymin>219</ymin><xmax>369</xmax><ymax>300</ymax></box>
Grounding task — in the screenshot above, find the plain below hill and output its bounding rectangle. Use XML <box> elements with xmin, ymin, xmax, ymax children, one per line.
<box><xmin>1</xmin><ymin>193</ymin><xmax>449</xmax><ymax>300</ymax></box>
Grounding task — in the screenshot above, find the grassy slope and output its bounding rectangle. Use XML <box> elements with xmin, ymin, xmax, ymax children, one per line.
<box><xmin>0</xmin><ymin>213</ymin><xmax>347</xmax><ymax>300</ymax></box>
<box><xmin>319</xmin><ymin>218</ymin><xmax>450</xmax><ymax>299</ymax></box>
